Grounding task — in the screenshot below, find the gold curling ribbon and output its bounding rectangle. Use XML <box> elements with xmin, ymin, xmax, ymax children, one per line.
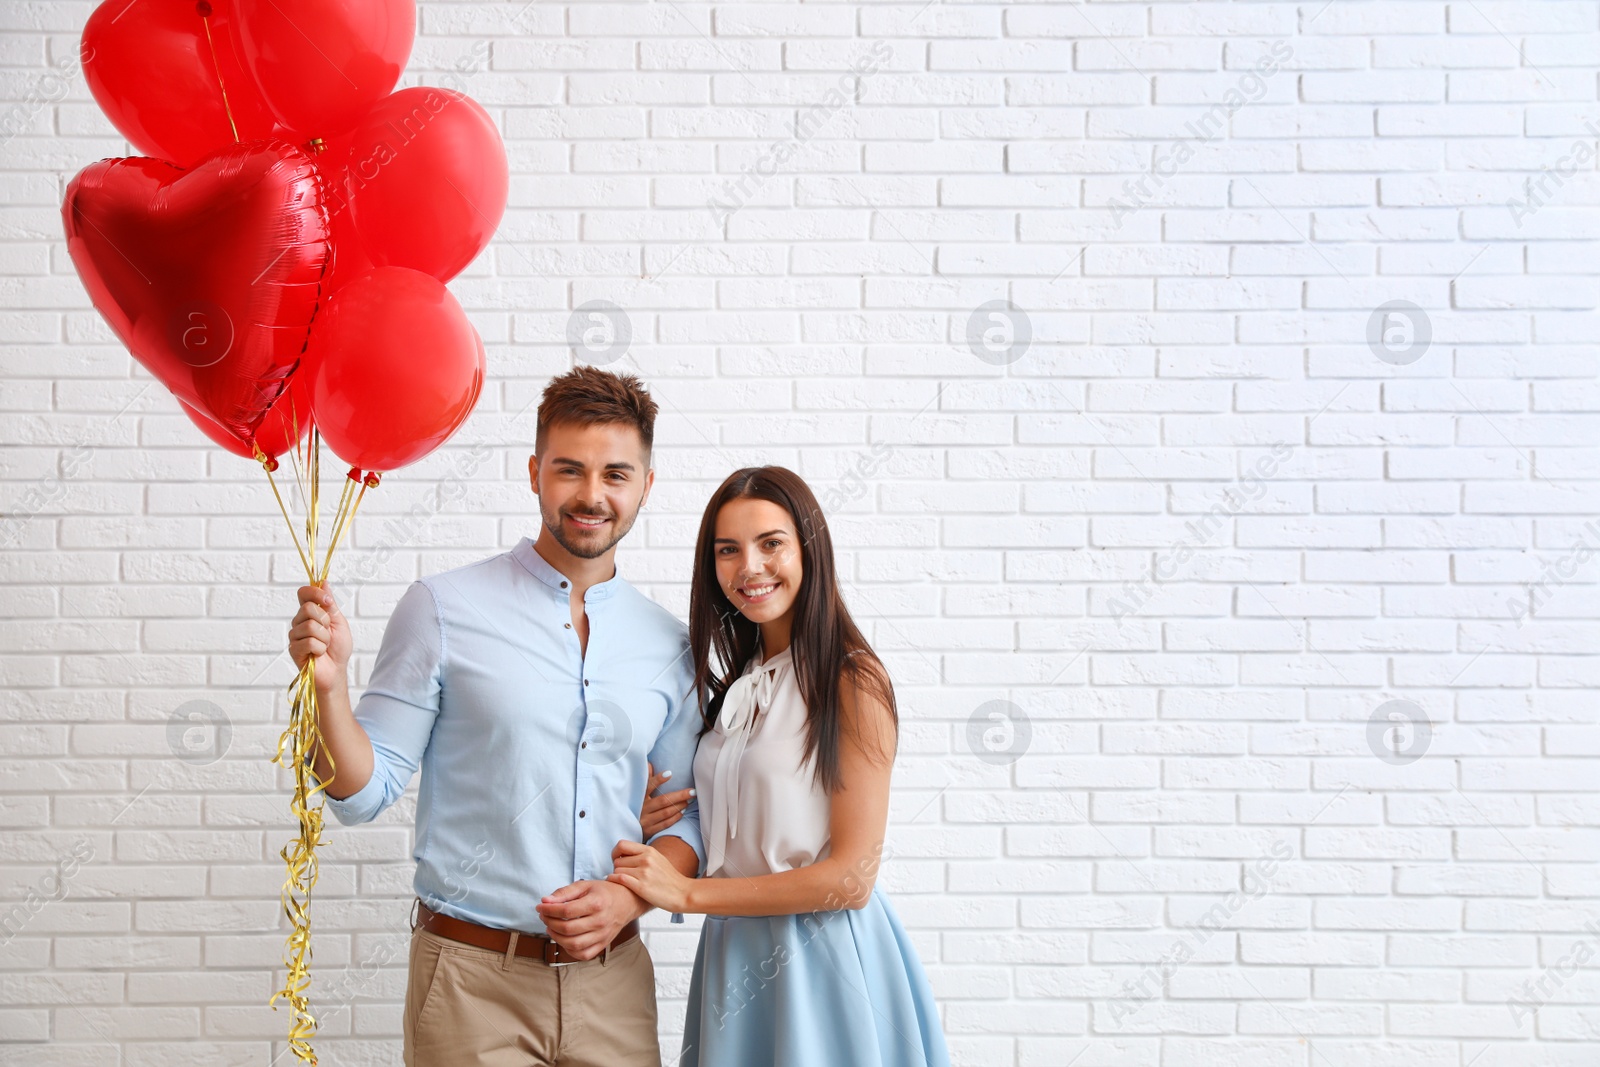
<box><xmin>256</xmin><ymin>418</ymin><xmax>378</xmax><ymax>1065</ymax></box>
<box><xmin>195</xmin><ymin>1</ymin><xmax>240</xmax><ymax>144</ymax></box>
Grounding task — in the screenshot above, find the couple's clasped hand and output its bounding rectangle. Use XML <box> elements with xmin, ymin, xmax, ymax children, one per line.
<box><xmin>607</xmin><ymin>837</ymin><xmax>693</xmax><ymax>914</ymax></box>
<box><xmin>536</xmin><ymin>761</ymin><xmax>695</xmax><ymax>959</ymax></box>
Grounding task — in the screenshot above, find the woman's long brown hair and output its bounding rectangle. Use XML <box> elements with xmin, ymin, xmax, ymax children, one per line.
<box><xmin>688</xmin><ymin>466</ymin><xmax>897</xmax><ymax>793</ymax></box>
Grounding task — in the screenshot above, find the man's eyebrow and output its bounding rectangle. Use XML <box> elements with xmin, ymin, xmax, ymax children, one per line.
<box><xmin>548</xmin><ymin>457</ymin><xmax>637</xmax><ymax>472</ymax></box>
<box><xmin>713</xmin><ymin>529</ymin><xmax>790</xmax><ymax>542</ymax></box>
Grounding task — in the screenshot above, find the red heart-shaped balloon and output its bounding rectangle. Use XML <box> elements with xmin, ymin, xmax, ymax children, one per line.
<box><xmin>62</xmin><ymin>140</ymin><xmax>330</xmax><ymax>444</ymax></box>
<box><xmin>181</xmin><ymin>360</ymin><xmax>313</xmax><ymax>461</ymax></box>
<box><xmin>82</xmin><ymin>0</ymin><xmax>279</xmax><ymax>168</ymax></box>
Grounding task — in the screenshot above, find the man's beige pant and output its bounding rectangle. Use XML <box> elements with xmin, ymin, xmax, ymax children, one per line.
<box><xmin>402</xmin><ymin>924</ymin><xmax>661</xmax><ymax>1067</ymax></box>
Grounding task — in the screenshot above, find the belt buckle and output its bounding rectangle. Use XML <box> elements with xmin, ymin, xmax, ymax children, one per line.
<box><xmin>544</xmin><ymin>927</ymin><xmax>616</xmax><ymax>966</ymax></box>
<box><xmin>545</xmin><ymin>937</ymin><xmax>580</xmax><ymax>966</ymax></box>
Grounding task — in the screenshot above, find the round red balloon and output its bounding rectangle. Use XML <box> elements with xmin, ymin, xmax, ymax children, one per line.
<box><xmin>309</xmin><ymin>267</ymin><xmax>484</xmax><ymax>472</ymax></box>
<box><xmin>82</xmin><ymin>0</ymin><xmax>278</xmax><ymax>168</ymax></box>
<box><xmin>341</xmin><ymin>86</ymin><xmax>507</xmax><ymax>282</ymax></box>
<box><xmin>182</xmin><ymin>372</ymin><xmax>311</xmax><ymax>460</ymax></box>
<box><xmin>234</xmin><ymin>0</ymin><xmax>415</xmax><ymax>138</ymax></box>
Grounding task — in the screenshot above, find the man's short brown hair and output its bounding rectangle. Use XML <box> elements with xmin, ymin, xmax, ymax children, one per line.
<box><xmin>535</xmin><ymin>366</ymin><xmax>659</xmax><ymax>459</ymax></box>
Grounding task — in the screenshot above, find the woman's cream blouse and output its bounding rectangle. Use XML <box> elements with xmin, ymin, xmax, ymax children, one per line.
<box><xmin>692</xmin><ymin>641</ymin><xmax>832</xmax><ymax>879</ymax></box>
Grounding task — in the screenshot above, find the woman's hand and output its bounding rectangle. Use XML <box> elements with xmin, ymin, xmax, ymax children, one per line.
<box><xmin>608</xmin><ymin>839</ymin><xmax>693</xmax><ymax>913</ymax></box>
<box><xmin>639</xmin><ymin>761</ymin><xmax>694</xmax><ymax>838</ymax></box>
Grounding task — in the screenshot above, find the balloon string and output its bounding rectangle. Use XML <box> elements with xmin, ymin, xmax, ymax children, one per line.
<box><xmin>198</xmin><ymin>9</ymin><xmax>241</xmax><ymax>143</ymax></box>
<box><xmin>316</xmin><ymin>476</ymin><xmax>355</xmax><ymax>581</ymax></box>
<box><xmin>304</xmin><ymin>429</ymin><xmax>319</xmax><ymax>572</ymax></box>
<box><xmin>255</xmin><ymin>433</ymin><xmax>376</xmax><ymax>1066</ymax></box>
<box><xmin>285</xmin><ymin>414</ymin><xmax>305</xmax><ymax>498</ymax></box>
<box><xmin>257</xmin><ymin>436</ymin><xmax>321</xmax><ymax>1064</ymax></box>
<box><xmin>319</xmin><ymin>477</ymin><xmax>368</xmax><ymax>583</ymax></box>
<box><xmin>269</xmin><ymin>653</ymin><xmax>326</xmax><ymax>1065</ymax></box>
<box><xmin>256</xmin><ymin>446</ymin><xmax>312</xmax><ymax>580</ymax></box>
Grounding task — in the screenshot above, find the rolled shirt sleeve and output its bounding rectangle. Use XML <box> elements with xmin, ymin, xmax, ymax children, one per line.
<box><xmin>644</xmin><ymin>654</ymin><xmax>707</xmax><ymax>895</ymax></box>
<box><xmin>307</xmin><ymin>581</ymin><xmax>443</xmax><ymax>826</ymax></box>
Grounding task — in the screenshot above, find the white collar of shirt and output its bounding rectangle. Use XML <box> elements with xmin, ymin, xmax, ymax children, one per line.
<box><xmin>510</xmin><ymin>535</ymin><xmax>624</xmax><ymax>602</ymax></box>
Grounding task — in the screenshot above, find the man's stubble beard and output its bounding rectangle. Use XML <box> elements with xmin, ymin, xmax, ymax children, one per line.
<box><xmin>541</xmin><ymin>501</ymin><xmax>641</xmax><ymax>560</ymax></box>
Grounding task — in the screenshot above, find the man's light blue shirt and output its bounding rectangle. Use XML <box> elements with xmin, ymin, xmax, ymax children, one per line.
<box><xmin>308</xmin><ymin>535</ymin><xmax>705</xmax><ymax>934</ymax></box>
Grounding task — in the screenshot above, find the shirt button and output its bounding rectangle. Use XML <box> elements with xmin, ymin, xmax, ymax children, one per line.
<box><xmin>581</xmin><ymin>741</ymin><xmax>588</xmax><ymax>749</ymax></box>
<box><xmin>584</xmin><ymin>679</ymin><xmax>589</xmax><ymax>686</ymax></box>
<box><xmin>579</xmin><ymin>810</ymin><xmax>586</xmax><ymax>818</ymax></box>
<box><xmin>564</xmin><ymin>623</ymin><xmax>571</xmax><ymax>629</ymax></box>
<box><xmin>560</xmin><ymin>581</ymin><xmax>568</xmax><ymax>588</ymax></box>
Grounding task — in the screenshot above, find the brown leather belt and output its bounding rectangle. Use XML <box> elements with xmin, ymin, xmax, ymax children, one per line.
<box><xmin>411</xmin><ymin>899</ymin><xmax>638</xmax><ymax>965</ymax></box>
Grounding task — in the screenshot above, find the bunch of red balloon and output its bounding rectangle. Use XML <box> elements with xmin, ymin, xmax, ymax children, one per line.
<box><xmin>62</xmin><ymin>0</ymin><xmax>505</xmax><ymax>474</ymax></box>
<box><xmin>59</xmin><ymin>4</ymin><xmax>507</xmax><ymax>1062</ymax></box>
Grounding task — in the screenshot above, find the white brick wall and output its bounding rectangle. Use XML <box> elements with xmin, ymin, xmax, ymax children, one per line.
<box><xmin>3</xmin><ymin>0</ymin><xmax>1600</xmax><ymax>1063</ymax></box>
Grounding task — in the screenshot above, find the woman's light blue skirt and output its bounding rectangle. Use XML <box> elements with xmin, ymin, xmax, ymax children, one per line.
<box><xmin>680</xmin><ymin>886</ymin><xmax>951</xmax><ymax>1067</ymax></box>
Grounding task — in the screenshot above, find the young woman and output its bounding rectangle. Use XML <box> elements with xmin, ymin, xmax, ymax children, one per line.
<box><xmin>610</xmin><ymin>466</ymin><xmax>950</xmax><ymax>1067</ymax></box>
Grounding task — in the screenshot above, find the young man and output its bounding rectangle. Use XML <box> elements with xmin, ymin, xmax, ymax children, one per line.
<box><xmin>287</xmin><ymin>367</ymin><xmax>704</xmax><ymax>1066</ymax></box>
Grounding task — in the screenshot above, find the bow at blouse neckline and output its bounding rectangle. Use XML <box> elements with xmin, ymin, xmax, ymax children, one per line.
<box><xmin>707</xmin><ymin>642</ymin><xmax>792</xmax><ymax>876</ymax></box>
